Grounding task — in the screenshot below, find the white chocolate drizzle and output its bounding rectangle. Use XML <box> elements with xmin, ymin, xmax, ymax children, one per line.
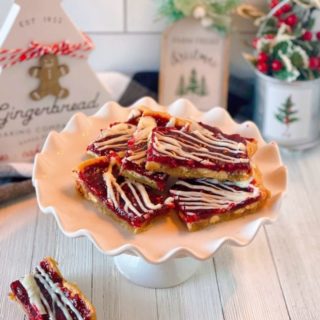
<box><xmin>92</xmin><ymin>122</ymin><xmax>136</xmax><ymax>153</ymax></box>
<box><xmin>35</xmin><ymin>264</ymin><xmax>84</xmax><ymax>320</ymax></box>
<box><xmin>124</xmin><ymin>114</ymin><xmax>183</xmax><ymax>165</ymax></box>
<box><xmin>170</xmin><ymin>178</ymin><xmax>260</xmax><ymax>214</ymax></box>
<box><xmin>102</xmin><ymin>158</ymin><xmax>165</xmax><ymax>217</ymax></box>
<box><xmin>21</xmin><ymin>274</ymin><xmax>46</xmax><ymax>315</ymax></box>
<box><xmin>127</xmin><ymin>108</ymin><xmax>143</xmax><ymax>122</ymax></box>
<box><xmin>126</xmin><ymin>116</ymin><xmax>158</xmax><ymax>164</ymax></box>
<box><xmin>20</xmin><ymin>264</ymin><xmax>85</xmax><ymax>320</ymax></box>
<box><xmin>152</xmin><ymin>127</ymin><xmax>249</xmax><ymax>165</ymax></box>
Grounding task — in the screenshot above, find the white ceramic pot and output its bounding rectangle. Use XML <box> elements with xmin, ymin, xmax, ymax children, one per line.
<box><xmin>255</xmin><ymin>71</ymin><xmax>320</xmax><ymax>150</ymax></box>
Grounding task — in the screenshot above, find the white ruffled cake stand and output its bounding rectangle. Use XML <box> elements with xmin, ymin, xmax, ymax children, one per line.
<box><xmin>33</xmin><ymin>98</ymin><xmax>287</xmax><ymax>288</ymax></box>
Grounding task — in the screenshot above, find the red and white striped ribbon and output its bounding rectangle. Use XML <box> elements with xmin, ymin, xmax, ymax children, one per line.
<box><xmin>0</xmin><ymin>34</ymin><xmax>94</xmax><ymax>69</ymax></box>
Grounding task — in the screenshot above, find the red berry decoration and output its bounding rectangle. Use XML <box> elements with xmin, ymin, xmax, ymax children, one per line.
<box><xmin>270</xmin><ymin>0</ymin><xmax>279</xmax><ymax>8</ymax></box>
<box><xmin>286</xmin><ymin>14</ymin><xmax>298</xmax><ymax>27</ymax></box>
<box><xmin>258</xmin><ymin>52</ymin><xmax>269</xmax><ymax>63</ymax></box>
<box><xmin>265</xmin><ymin>34</ymin><xmax>274</xmax><ymax>40</ymax></box>
<box><xmin>282</xmin><ymin>3</ymin><xmax>292</xmax><ymax>13</ymax></box>
<box><xmin>316</xmin><ymin>32</ymin><xmax>320</xmax><ymax>40</ymax></box>
<box><xmin>302</xmin><ymin>31</ymin><xmax>313</xmax><ymax>41</ymax></box>
<box><xmin>309</xmin><ymin>57</ymin><xmax>319</xmax><ymax>70</ymax></box>
<box><xmin>257</xmin><ymin>62</ymin><xmax>268</xmax><ymax>73</ymax></box>
<box><xmin>274</xmin><ymin>9</ymin><xmax>283</xmax><ymax>17</ymax></box>
<box><xmin>271</xmin><ymin>60</ymin><xmax>283</xmax><ymax>72</ymax></box>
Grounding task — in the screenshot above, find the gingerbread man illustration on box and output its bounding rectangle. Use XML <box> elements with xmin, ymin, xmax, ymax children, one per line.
<box><xmin>29</xmin><ymin>54</ymin><xmax>69</xmax><ymax>100</ymax></box>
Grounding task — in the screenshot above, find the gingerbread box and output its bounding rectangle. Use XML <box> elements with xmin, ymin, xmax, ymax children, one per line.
<box><xmin>0</xmin><ymin>0</ymin><xmax>112</xmax><ymax>162</ymax></box>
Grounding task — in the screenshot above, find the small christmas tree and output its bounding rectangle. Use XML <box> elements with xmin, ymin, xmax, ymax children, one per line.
<box><xmin>275</xmin><ymin>95</ymin><xmax>299</xmax><ymax>136</ymax></box>
<box><xmin>199</xmin><ymin>76</ymin><xmax>208</xmax><ymax>96</ymax></box>
<box><xmin>176</xmin><ymin>75</ymin><xmax>186</xmax><ymax>96</ymax></box>
<box><xmin>187</xmin><ymin>69</ymin><xmax>200</xmax><ymax>94</ymax></box>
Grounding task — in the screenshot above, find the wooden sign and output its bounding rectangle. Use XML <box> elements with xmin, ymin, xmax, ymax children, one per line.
<box><xmin>0</xmin><ymin>0</ymin><xmax>112</xmax><ymax>162</ymax></box>
<box><xmin>159</xmin><ymin>17</ymin><xmax>230</xmax><ymax>111</ymax></box>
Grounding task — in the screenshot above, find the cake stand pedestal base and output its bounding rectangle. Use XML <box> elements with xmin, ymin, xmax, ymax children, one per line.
<box><xmin>114</xmin><ymin>254</ymin><xmax>201</xmax><ymax>288</ymax></box>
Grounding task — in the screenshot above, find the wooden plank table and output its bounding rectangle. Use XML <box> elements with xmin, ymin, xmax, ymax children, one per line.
<box><xmin>0</xmin><ymin>146</ymin><xmax>319</xmax><ymax>320</ymax></box>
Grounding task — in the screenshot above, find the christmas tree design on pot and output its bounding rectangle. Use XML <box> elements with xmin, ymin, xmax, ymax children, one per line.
<box><xmin>255</xmin><ymin>72</ymin><xmax>320</xmax><ymax>149</ymax></box>
<box><xmin>274</xmin><ymin>95</ymin><xmax>299</xmax><ymax>138</ymax></box>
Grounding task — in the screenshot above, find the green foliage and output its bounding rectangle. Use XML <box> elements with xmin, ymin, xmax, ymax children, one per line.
<box><xmin>292</xmin><ymin>23</ymin><xmax>303</xmax><ymax>38</ymax></box>
<box><xmin>304</xmin><ymin>17</ymin><xmax>315</xmax><ymax>30</ymax></box>
<box><xmin>157</xmin><ymin>0</ymin><xmax>240</xmax><ymax>33</ymax></box>
<box><xmin>274</xmin><ymin>69</ymin><xmax>296</xmax><ymax>81</ymax></box>
<box><xmin>272</xmin><ymin>41</ymin><xmax>290</xmax><ymax>58</ymax></box>
<box><xmin>257</xmin><ymin>17</ymin><xmax>278</xmax><ymax>37</ymax></box>
<box><xmin>250</xmin><ymin>1</ymin><xmax>320</xmax><ymax>81</ymax></box>
<box><xmin>158</xmin><ymin>0</ymin><xmax>184</xmax><ymax>22</ymax></box>
<box><xmin>205</xmin><ymin>0</ymin><xmax>240</xmax><ymax>15</ymax></box>
<box><xmin>291</xmin><ymin>51</ymin><xmax>304</xmax><ymax>68</ymax></box>
<box><xmin>173</xmin><ymin>0</ymin><xmax>199</xmax><ymax>16</ymax></box>
<box><xmin>294</xmin><ymin>39</ymin><xmax>313</xmax><ymax>55</ymax></box>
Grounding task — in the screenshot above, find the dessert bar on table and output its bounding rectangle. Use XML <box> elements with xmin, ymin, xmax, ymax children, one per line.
<box><xmin>76</xmin><ymin>105</ymin><xmax>270</xmax><ymax>233</ymax></box>
<box><xmin>121</xmin><ymin>108</ymin><xmax>190</xmax><ymax>190</ymax></box>
<box><xmin>10</xmin><ymin>257</ymin><xmax>96</xmax><ymax>320</ymax></box>
<box><xmin>146</xmin><ymin>123</ymin><xmax>257</xmax><ymax>181</ymax></box>
<box><xmin>87</xmin><ymin>107</ymin><xmax>144</xmax><ymax>158</ymax></box>
<box><xmin>75</xmin><ymin>155</ymin><xmax>174</xmax><ymax>233</ymax></box>
<box><xmin>170</xmin><ymin>171</ymin><xmax>269</xmax><ymax>231</ymax></box>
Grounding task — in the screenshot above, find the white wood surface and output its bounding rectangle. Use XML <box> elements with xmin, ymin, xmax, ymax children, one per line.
<box><xmin>1</xmin><ymin>147</ymin><xmax>320</xmax><ymax>319</ymax></box>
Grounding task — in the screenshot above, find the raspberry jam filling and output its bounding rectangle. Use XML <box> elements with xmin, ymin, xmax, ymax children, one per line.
<box><xmin>152</xmin><ymin>114</ymin><xmax>176</xmax><ymax>128</ymax></box>
<box><xmin>34</xmin><ymin>276</ymin><xmax>79</xmax><ymax>320</ymax></box>
<box><xmin>36</xmin><ymin>264</ymin><xmax>91</xmax><ymax>320</ymax></box>
<box><xmin>10</xmin><ymin>281</ymin><xmax>43</xmax><ymax>320</ymax></box>
<box><xmin>78</xmin><ymin>157</ymin><xmax>113</xmax><ymax>199</ymax></box>
<box><xmin>121</xmin><ymin>159</ymin><xmax>167</xmax><ymax>190</ymax></box>
<box><xmin>170</xmin><ymin>178</ymin><xmax>261</xmax><ymax>223</ymax></box>
<box><xmin>60</xmin><ymin>287</ymin><xmax>91</xmax><ymax>320</ymax></box>
<box><xmin>39</xmin><ymin>260</ymin><xmax>62</xmax><ymax>284</ymax></box>
<box><xmin>78</xmin><ymin>157</ymin><xmax>172</xmax><ymax>228</ymax></box>
<box><xmin>148</xmin><ymin>126</ymin><xmax>252</xmax><ymax>173</ymax></box>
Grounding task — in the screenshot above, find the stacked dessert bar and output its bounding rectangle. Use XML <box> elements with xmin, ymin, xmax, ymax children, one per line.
<box><xmin>10</xmin><ymin>257</ymin><xmax>96</xmax><ymax>320</ymax></box>
<box><xmin>75</xmin><ymin>106</ymin><xmax>269</xmax><ymax>233</ymax></box>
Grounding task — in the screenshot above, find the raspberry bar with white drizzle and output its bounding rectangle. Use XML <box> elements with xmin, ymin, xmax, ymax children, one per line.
<box><xmin>75</xmin><ymin>156</ymin><xmax>174</xmax><ymax>233</ymax></box>
<box><xmin>121</xmin><ymin>108</ymin><xmax>190</xmax><ymax>190</ymax></box>
<box><xmin>9</xmin><ymin>257</ymin><xmax>96</xmax><ymax>320</ymax></box>
<box><xmin>146</xmin><ymin>123</ymin><xmax>257</xmax><ymax>181</ymax></box>
<box><xmin>86</xmin><ymin>106</ymin><xmax>144</xmax><ymax>158</ymax></box>
<box><xmin>170</xmin><ymin>173</ymin><xmax>269</xmax><ymax>231</ymax></box>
